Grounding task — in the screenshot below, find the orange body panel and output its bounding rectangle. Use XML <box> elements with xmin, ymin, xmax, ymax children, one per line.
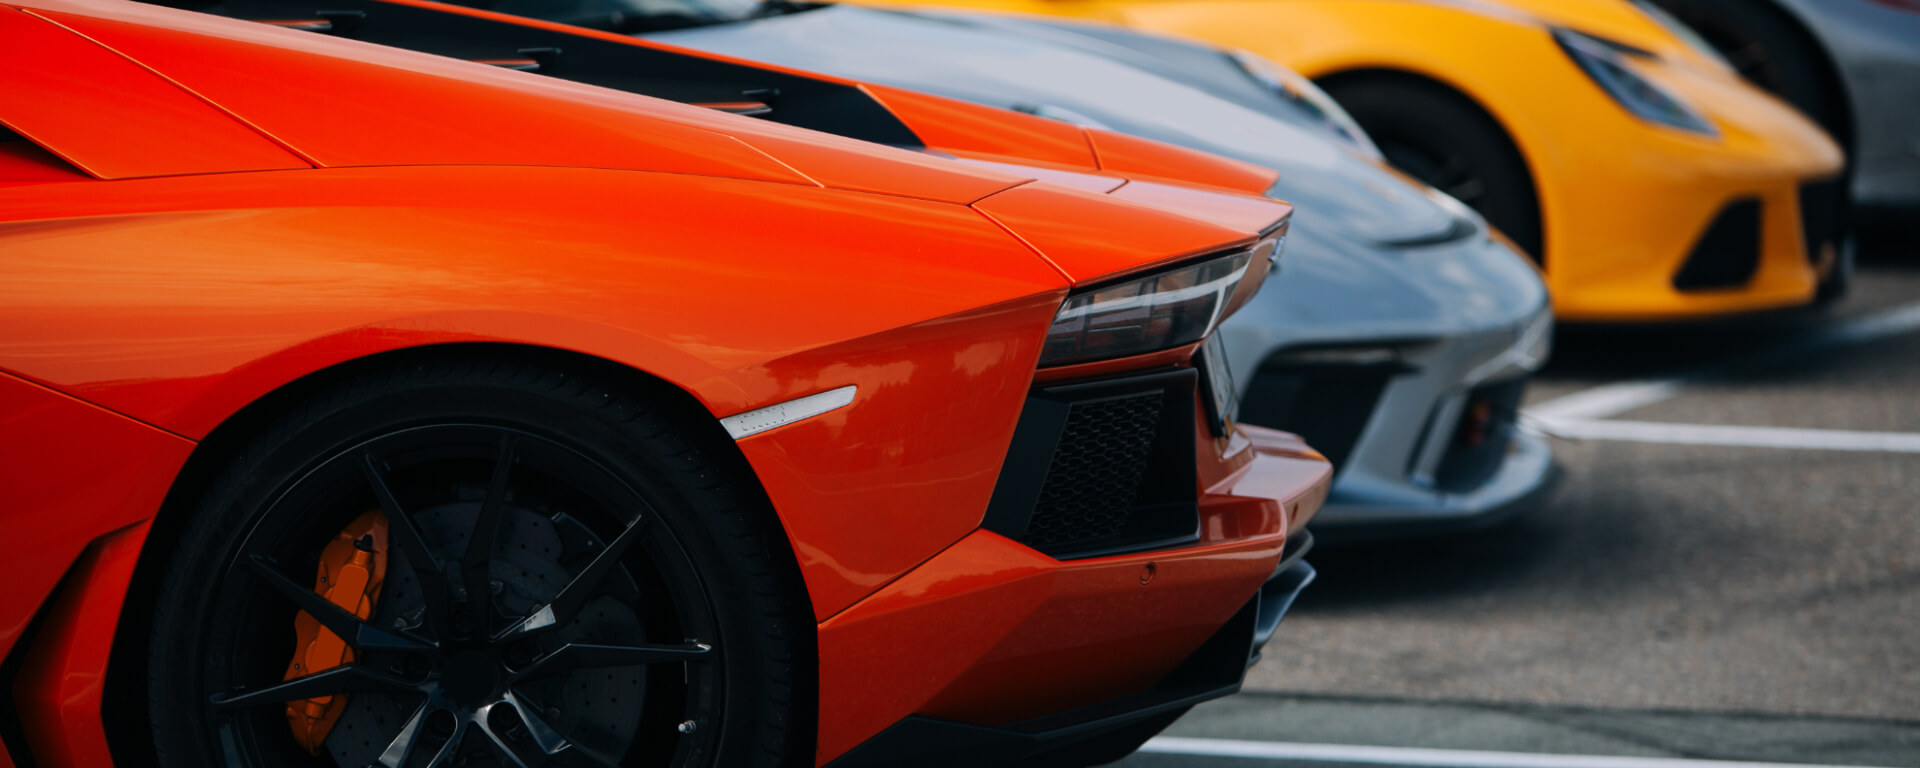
<box><xmin>867</xmin><ymin>84</ymin><xmax>1102</xmax><ymax>168</ymax></box>
<box><xmin>35</xmin><ymin>5</ymin><xmax>815</xmax><ymax>184</ymax></box>
<box><xmin>0</xmin><ymin>373</ymin><xmax>193</xmax><ymax>662</ymax></box>
<box><xmin>1084</xmin><ymin>128</ymin><xmax>1278</xmax><ymax>194</ymax></box>
<box><xmin>731</xmin><ymin>291</ymin><xmax>1066</xmax><ymax>619</ymax></box>
<box><xmin>2</xmin><ymin>372</ymin><xmax>187</xmax><ymax>768</ymax></box>
<box><xmin>815</xmin><ymin>431</ymin><xmax>1329</xmax><ymax>763</ymax></box>
<box><xmin>974</xmin><ymin>183</ymin><xmax>1274</xmax><ymax>284</ymax></box>
<box><xmin>13</xmin><ymin>520</ymin><xmax>153</xmax><ymax>768</ymax></box>
<box><xmin>0</xmin><ymin>7</ymin><xmax>308</xmax><ymax>178</ymax></box>
<box><xmin>0</xmin><ymin>2</ymin><xmax>1327</xmax><ymax>764</ymax></box>
<box><xmin>0</xmin><ymin>163</ymin><xmax>1084</xmax><ymax>624</ymax></box>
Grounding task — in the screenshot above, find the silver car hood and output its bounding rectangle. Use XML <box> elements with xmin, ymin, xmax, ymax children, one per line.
<box><xmin>645</xmin><ymin>3</ymin><xmax>1465</xmax><ymax>245</ymax></box>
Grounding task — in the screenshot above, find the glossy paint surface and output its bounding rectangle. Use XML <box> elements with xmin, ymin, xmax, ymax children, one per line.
<box><xmin>630</xmin><ymin>0</ymin><xmax>1558</xmax><ymax>531</ymax></box>
<box><xmin>0</xmin><ymin>374</ymin><xmax>193</xmax><ymax>662</ymax></box>
<box><xmin>1083</xmin><ymin>126</ymin><xmax>1278</xmax><ymax>193</ymax></box>
<box><xmin>645</xmin><ymin>3</ymin><xmax>1463</xmax><ymax>245</ymax></box>
<box><xmin>731</xmin><ymin>291</ymin><xmax>1065</xmax><ymax>619</ymax></box>
<box><xmin>815</xmin><ymin>431</ymin><xmax>1331</xmax><ymax>763</ymax></box>
<box><xmin>0</xmin><ymin>7</ymin><xmax>309</xmax><ymax>178</ymax></box>
<box><xmin>21</xmin><ymin>0</ymin><xmax>1052</xmax><ymax>204</ymax></box>
<box><xmin>0</xmin><ymin>2</ymin><xmax>1328</xmax><ymax>763</ymax></box>
<box><xmin>974</xmin><ymin>182</ymin><xmax>1280</xmax><ymax>284</ymax></box>
<box><xmin>13</xmin><ymin>520</ymin><xmax>153</xmax><ymax>768</ymax></box>
<box><xmin>880</xmin><ymin>0</ymin><xmax>1847</xmax><ymax>320</ymax></box>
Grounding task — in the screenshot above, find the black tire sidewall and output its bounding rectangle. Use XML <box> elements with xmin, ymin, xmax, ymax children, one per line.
<box><xmin>1650</xmin><ymin>0</ymin><xmax>1842</xmax><ymax>135</ymax></box>
<box><xmin>1323</xmin><ymin>76</ymin><xmax>1545</xmax><ymax>262</ymax></box>
<box><xmin>147</xmin><ymin>361</ymin><xmax>800</xmax><ymax>768</ymax></box>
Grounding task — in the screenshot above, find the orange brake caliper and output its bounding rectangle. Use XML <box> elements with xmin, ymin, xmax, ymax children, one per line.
<box><xmin>284</xmin><ymin>509</ymin><xmax>389</xmax><ymax>753</ymax></box>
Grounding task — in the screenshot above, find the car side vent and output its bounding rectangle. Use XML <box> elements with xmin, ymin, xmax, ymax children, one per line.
<box><xmin>1022</xmin><ymin>391</ymin><xmax>1165</xmax><ymax>550</ymax></box>
<box><xmin>209</xmin><ymin>0</ymin><xmax>927</xmax><ymax>147</ymax></box>
<box><xmin>983</xmin><ymin>369</ymin><xmax>1201</xmax><ymax>560</ymax></box>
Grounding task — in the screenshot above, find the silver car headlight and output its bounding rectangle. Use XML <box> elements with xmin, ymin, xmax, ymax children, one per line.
<box><xmin>1227</xmin><ymin>49</ymin><xmax>1385</xmax><ymax>161</ymax></box>
<box><xmin>1041</xmin><ymin>227</ymin><xmax>1286</xmax><ymax>366</ymax></box>
<box><xmin>1553</xmin><ymin>27</ymin><xmax>1718</xmax><ymax>137</ymax></box>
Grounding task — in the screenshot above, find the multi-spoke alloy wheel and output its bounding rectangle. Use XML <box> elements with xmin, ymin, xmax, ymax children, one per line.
<box><xmin>148</xmin><ymin>358</ymin><xmax>806</xmax><ymax>768</ymax></box>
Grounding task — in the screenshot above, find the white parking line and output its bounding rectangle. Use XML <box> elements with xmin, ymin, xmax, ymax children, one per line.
<box><xmin>1523</xmin><ymin>381</ymin><xmax>1686</xmax><ymax>422</ymax></box>
<box><xmin>1529</xmin><ymin>420</ymin><xmax>1920</xmax><ymax>453</ymax></box>
<box><xmin>1525</xmin><ymin>300</ymin><xmax>1920</xmax><ymax>423</ymax></box>
<box><xmin>1139</xmin><ymin>737</ymin><xmax>1887</xmax><ymax>768</ymax></box>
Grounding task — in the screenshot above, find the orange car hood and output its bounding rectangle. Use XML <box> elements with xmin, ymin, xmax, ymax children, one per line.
<box><xmin>21</xmin><ymin>0</ymin><xmax>1286</xmax><ymax>282</ymax></box>
<box><xmin>18</xmin><ymin>0</ymin><xmax>1038</xmax><ymax>205</ymax></box>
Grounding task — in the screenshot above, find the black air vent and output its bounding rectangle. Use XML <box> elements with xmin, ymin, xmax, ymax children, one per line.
<box><xmin>202</xmin><ymin>0</ymin><xmax>926</xmax><ymax>146</ymax></box>
<box><xmin>1022</xmin><ymin>392</ymin><xmax>1165</xmax><ymax>551</ymax></box>
<box><xmin>983</xmin><ymin>369</ymin><xmax>1201</xmax><ymax>559</ymax></box>
<box><xmin>1673</xmin><ymin>198</ymin><xmax>1762</xmax><ymax>291</ymax></box>
<box><xmin>1799</xmin><ymin>179</ymin><xmax>1846</xmax><ymax>267</ymax></box>
<box><xmin>1239</xmin><ymin>350</ymin><xmax>1409</xmax><ymax>475</ymax></box>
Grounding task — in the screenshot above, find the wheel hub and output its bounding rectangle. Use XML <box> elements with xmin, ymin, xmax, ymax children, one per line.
<box><xmin>437</xmin><ymin>648</ymin><xmax>502</xmax><ymax>707</ymax></box>
<box><xmin>210</xmin><ymin>428</ymin><xmax>719</xmax><ymax>767</ymax></box>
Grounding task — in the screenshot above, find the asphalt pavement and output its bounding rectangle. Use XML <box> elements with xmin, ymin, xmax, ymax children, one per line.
<box><xmin>1116</xmin><ymin>256</ymin><xmax>1920</xmax><ymax>768</ymax></box>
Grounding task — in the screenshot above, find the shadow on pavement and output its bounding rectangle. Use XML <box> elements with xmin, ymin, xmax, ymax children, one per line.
<box><xmin>1290</xmin><ymin>508</ymin><xmax>1593</xmax><ymax>613</ymax></box>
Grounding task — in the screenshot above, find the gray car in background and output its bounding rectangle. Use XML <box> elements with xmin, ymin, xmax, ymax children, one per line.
<box><xmin>1643</xmin><ymin>0</ymin><xmax>1920</xmax><ymax>230</ymax></box>
<box><xmin>494</xmin><ymin>0</ymin><xmax>1559</xmax><ymax>534</ymax></box>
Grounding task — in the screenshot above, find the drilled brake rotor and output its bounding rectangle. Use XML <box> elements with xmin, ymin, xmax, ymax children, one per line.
<box><xmin>291</xmin><ymin>500</ymin><xmax>648</xmax><ymax>766</ymax></box>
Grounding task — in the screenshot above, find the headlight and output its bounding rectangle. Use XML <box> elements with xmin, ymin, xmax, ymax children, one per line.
<box><xmin>1553</xmin><ymin>28</ymin><xmax>1718</xmax><ymax>137</ymax></box>
<box><xmin>1227</xmin><ymin>49</ymin><xmax>1385</xmax><ymax>161</ymax></box>
<box><xmin>1041</xmin><ymin>226</ymin><xmax>1286</xmax><ymax>366</ymax></box>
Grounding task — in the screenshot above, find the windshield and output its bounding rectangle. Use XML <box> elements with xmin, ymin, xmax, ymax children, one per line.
<box><xmin>484</xmin><ymin>0</ymin><xmax>774</xmax><ymax>31</ymax></box>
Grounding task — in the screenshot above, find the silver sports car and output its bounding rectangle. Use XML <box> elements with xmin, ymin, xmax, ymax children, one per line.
<box><xmin>1643</xmin><ymin>0</ymin><xmax>1920</xmax><ymax>232</ymax></box>
<box><xmin>496</xmin><ymin>0</ymin><xmax>1560</xmax><ymax>534</ymax></box>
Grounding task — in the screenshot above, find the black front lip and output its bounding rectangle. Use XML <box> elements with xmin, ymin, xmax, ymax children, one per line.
<box><xmin>824</xmin><ymin>535</ymin><xmax>1317</xmax><ymax>767</ymax></box>
<box><xmin>1253</xmin><ymin>531</ymin><xmax>1316</xmax><ymax>661</ymax></box>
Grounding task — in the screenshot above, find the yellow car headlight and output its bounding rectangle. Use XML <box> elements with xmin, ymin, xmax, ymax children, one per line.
<box><xmin>1554</xmin><ymin>27</ymin><xmax>1719</xmax><ymax>137</ymax></box>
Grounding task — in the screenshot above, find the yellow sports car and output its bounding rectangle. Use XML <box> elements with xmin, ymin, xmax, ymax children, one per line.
<box><xmin>892</xmin><ymin>0</ymin><xmax>1848</xmax><ymax>322</ymax></box>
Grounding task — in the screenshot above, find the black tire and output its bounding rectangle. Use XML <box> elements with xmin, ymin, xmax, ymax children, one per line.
<box><xmin>1320</xmin><ymin>73</ymin><xmax>1545</xmax><ymax>264</ymax></box>
<box><xmin>147</xmin><ymin>354</ymin><xmax>806</xmax><ymax>768</ymax></box>
<box><xmin>1646</xmin><ymin>0</ymin><xmax>1846</xmax><ymax>141</ymax></box>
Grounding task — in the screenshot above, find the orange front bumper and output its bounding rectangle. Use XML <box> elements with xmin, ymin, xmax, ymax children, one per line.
<box><xmin>814</xmin><ymin>423</ymin><xmax>1331</xmax><ymax>765</ymax></box>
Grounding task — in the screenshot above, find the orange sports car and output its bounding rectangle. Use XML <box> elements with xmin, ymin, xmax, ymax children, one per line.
<box><xmin>0</xmin><ymin>1</ymin><xmax>1332</xmax><ymax>766</ymax></box>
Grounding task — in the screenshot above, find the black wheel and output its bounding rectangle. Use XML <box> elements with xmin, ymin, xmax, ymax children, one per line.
<box><xmin>1645</xmin><ymin>0</ymin><xmax>1847</xmax><ymax>141</ymax></box>
<box><xmin>1320</xmin><ymin>73</ymin><xmax>1545</xmax><ymax>264</ymax></box>
<box><xmin>148</xmin><ymin>356</ymin><xmax>806</xmax><ymax>768</ymax></box>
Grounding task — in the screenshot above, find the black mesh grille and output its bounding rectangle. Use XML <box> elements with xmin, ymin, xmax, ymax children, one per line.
<box><xmin>981</xmin><ymin>368</ymin><xmax>1201</xmax><ymax>559</ymax></box>
<box><xmin>1021</xmin><ymin>393</ymin><xmax>1165</xmax><ymax>551</ymax></box>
